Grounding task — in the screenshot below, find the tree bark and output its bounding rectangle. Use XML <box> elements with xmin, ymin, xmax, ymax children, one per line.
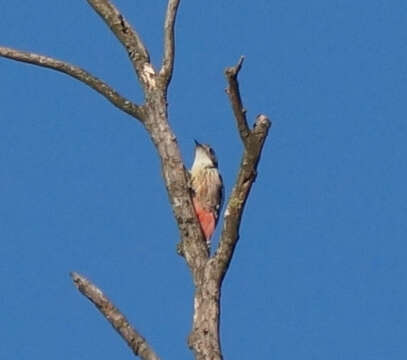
<box><xmin>186</xmin><ymin>58</ymin><xmax>271</xmax><ymax>359</ymax></box>
<box><xmin>71</xmin><ymin>272</ymin><xmax>160</xmax><ymax>360</ymax></box>
<box><xmin>0</xmin><ymin>2</ymin><xmax>271</xmax><ymax>359</ymax></box>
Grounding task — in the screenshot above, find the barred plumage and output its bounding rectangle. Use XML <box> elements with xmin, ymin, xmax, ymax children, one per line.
<box><xmin>190</xmin><ymin>141</ymin><xmax>224</xmax><ymax>249</ymax></box>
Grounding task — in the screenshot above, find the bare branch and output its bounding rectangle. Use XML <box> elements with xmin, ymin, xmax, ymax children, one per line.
<box><xmin>213</xmin><ymin>59</ymin><xmax>271</xmax><ymax>281</ymax></box>
<box><xmin>71</xmin><ymin>272</ymin><xmax>160</xmax><ymax>360</ymax></box>
<box><xmin>188</xmin><ymin>60</ymin><xmax>271</xmax><ymax>360</ymax></box>
<box><xmin>224</xmin><ymin>56</ymin><xmax>251</xmax><ymax>145</ymax></box>
<box><xmin>159</xmin><ymin>0</ymin><xmax>181</xmax><ymax>87</ymax></box>
<box><xmin>87</xmin><ymin>0</ymin><xmax>150</xmax><ymax>72</ymax></box>
<box><xmin>2</xmin><ymin>0</ymin><xmax>270</xmax><ymax>355</ymax></box>
<box><xmin>0</xmin><ymin>46</ymin><xmax>145</xmax><ymax>121</ymax></box>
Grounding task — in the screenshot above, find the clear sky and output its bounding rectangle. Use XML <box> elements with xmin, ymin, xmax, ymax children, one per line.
<box><xmin>1</xmin><ymin>1</ymin><xmax>406</xmax><ymax>359</ymax></box>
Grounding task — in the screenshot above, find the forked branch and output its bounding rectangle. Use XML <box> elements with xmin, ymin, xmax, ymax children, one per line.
<box><xmin>71</xmin><ymin>272</ymin><xmax>160</xmax><ymax>360</ymax></box>
<box><xmin>1</xmin><ymin>1</ymin><xmax>271</xmax><ymax>358</ymax></box>
<box><xmin>0</xmin><ymin>46</ymin><xmax>145</xmax><ymax>121</ymax></box>
<box><xmin>213</xmin><ymin>58</ymin><xmax>271</xmax><ymax>281</ymax></box>
<box><xmin>187</xmin><ymin>58</ymin><xmax>271</xmax><ymax>360</ymax></box>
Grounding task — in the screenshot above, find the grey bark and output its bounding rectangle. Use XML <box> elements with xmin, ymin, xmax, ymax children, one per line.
<box><xmin>71</xmin><ymin>272</ymin><xmax>160</xmax><ymax>360</ymax></box>
<box><xmin>0</xmin><ymin>1</ymin><xmax>271</xmax><ymax>359</ymax></box>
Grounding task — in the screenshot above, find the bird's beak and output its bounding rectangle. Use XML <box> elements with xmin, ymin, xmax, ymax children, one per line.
<box><xmin>194</xmin><ymin>139</ymin><xmax>201</xmax><ymax>147</ymax></box>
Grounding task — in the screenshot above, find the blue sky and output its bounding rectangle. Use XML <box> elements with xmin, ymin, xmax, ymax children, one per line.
<box><xmin>1</xmin><ymin>1</ymin><xmax>406</xmax><ymax>359</ymax></box>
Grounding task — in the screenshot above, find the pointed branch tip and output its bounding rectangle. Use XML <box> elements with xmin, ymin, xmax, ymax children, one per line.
<box><xmin>236</xmin><ymin>56</ymin><xmax>245</xmax><ymax>72</ymax></box>
<box><xmin>225</xmin><ymin>55</ymin><xmax>245</xmax><ymax>77</ymax></box>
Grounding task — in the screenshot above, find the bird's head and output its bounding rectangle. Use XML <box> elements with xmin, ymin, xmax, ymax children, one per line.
<box><xmin>192</xmin><ymin>140</ymin><xmax>218</xmax><ymax>170</ymax></box>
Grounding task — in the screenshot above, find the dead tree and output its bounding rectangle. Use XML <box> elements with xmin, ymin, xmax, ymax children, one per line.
<box><xmin>0</xmin><ymin>1</ymin><xmax>271</xmax><ymax>359</ymax></box>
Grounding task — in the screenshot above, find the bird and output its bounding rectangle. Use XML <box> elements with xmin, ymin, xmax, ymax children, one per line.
<box><xmin>190</xmin><ymin>140</ymin><xmax>224</xmax><ymax>250</ymax></box>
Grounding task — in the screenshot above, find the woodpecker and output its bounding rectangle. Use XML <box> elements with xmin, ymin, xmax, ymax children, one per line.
<box><xmin>190</xmin><ymin>140</ymin><xmax>224</xmax><ymax>249</ymax></box>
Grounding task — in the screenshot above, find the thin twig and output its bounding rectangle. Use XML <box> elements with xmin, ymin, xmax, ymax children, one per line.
<box><xmin>0</xmin><ymin>46</ymin><xmax>145</xmax><ymax>121</ymax></box>
<box><xmin>160</xmin><ymin>0</ymin><xmax>181</xmax><ymax>87</ymax></box>
<box><xmin>71</xmin><ymin>272</ymin><xmax>160</xmax><ymax>360</ymax></box>
<box><xmin>224</xmin><ymin>56</ymin><xmax>251</xmax><ymax>145</ymax></box>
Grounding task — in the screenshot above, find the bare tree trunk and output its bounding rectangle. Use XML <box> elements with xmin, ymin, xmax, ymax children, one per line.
<box><xmin>0</xmin><ymin>1</ymin><xmax>271</xmax><ymax>359</ymax></box>
<box><xmin>189</xmin><ymin>265</ymin><xmax>223</xmax><ymax>359</ymax></box>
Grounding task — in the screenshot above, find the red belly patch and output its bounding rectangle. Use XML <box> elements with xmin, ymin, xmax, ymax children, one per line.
<box><xmin>193</xmin><ymin>199</ymin><xmax>216</xmax><ymax>241</ymax></box>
